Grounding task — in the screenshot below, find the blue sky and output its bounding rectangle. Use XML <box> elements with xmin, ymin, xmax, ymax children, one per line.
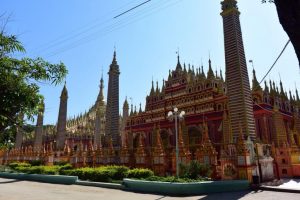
<box><xmin>2</xmin><ymin>0</ymin><xmax>299</xmax><ymax>125</ymax></box>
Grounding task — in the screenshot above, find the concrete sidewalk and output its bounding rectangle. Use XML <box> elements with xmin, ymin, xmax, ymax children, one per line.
<box><xmin>260</xmin><ymin>179</ymin><xmax>300</xmax><ymax>193</ymax></box>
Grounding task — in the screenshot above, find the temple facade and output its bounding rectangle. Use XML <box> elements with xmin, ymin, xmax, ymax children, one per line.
<box><xmin>1</xmin><ymin>0</ymin><xmax>300</xmax><ymax>182</ymax></box>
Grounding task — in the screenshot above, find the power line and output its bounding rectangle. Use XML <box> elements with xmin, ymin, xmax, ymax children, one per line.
<box><xmin>35</xmin><ymin>1</ymin><xmax>169</xmax><ymax>56</ymax></box>
<box><xmin>259</xmin><ymin>39</ymin><xmax>290</xmax><ymax>85</ymax></box>
<box><xmin>114</xmin><ymin>0</ymin><xmax>152</xmax><ymax>19</ymax></box>
<box><xmin>250</xmin><ymin>39</ymin><xmax>294</xmax><ymax>118</ymax></box>
<box><xmin>28</xmin><ymin>0</ymin><xmax>140</xmax><ymax>55</ymax></box>
<box><xmin>44</xmin><ymin>0</ymin><xmax>183</xmax><ymax>58</ymax></box>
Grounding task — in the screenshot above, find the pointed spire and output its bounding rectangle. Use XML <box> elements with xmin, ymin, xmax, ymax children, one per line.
<box><xmin>112</xmin><ymin>48</ymin><xmax>117</xmax><ymax>65</ymax></box>
<box><xmin>123</xmin><ymin>96</ymin><xmax>129</xmax><ymax>109</ymax></box>
<box><xmin>201</xmin><ymin>65</ymin><xmax>206</xmax><ymax>78</ymax></box>
<box><xmin>279</xmin><ymin>79</ymin><xmax>286</xmax><ymax>99</ymax></box>
<box><xmin>130</xmin><ymin>104</ymin><xmax>134</xmax><ymax>116</ymax></box>
<box><xmin>289</xmin><ymin>90</ymin><xmax>294</xmax><ymax>102</ymax></box>
<box><xmin>252</xmin><ymin>68</ymin><xmax>261</xmax><ymax>91</ymax></box>
<box><xmin>269</xmin><ymin>80</ymin><xmax>275</xmax><ymax>96</ymax></box>
<box><xmin>220</xmin><ymin>69</ymin><xmax>224</xmax><ymax>81</ymax></box>
<box><xmin>296</xmin><ymin>88</ymin><xmax>300</xmax><ymax>102</ymax></box>
<box><xmin>207</xmin><ymin>58</ymin><xmax>215</xmax><ymax>79</ymax></box>
<box><xmin>162</xmin><ymin>79</ymin><xmax>165</xmax><ymax>91</ymax></box>
<box><xmin>176</xmin><ymin>51</ymin><xmax>182</xmax><ymax>71</ymax></box>
<box><xmin>273</xmin><ymin>81</ymin><xmax>276</xmax><ymax>93</ymax></box>
<box><xmin>156</xmin><ymin>81</ymin><xmax>159</xmax><ymax>94</ymax></box>
<box><xmin>96</xmin><ymin>72</ymin><xmax>105</xmax><ymax>105</ymax></box>
<box><xmin>150</xmin><ymin>78</ymin><xmax>155</xmax><ymax>95</ymax></box>
<box><xmin>183</xmin><ymin>63</ymin><xmax>187</xmax><ymax>73</ymax></box>
<box><xmin>61</xmin><ymin>81</ymin><xmax>68</xmax><ymax>99</ymax></box>
<box><xmin>109</xmin><ymin>48</ymin><xmax>120</xmax><ymax>74</ymax></box>
<box><xmin>139</xmin><ymin>103</ymin><xmax>142</xmax><ymax>113</ymax></box>
<box><xmin>264</xmin><ymin>81</ymin><xmax>269</xmax><ymax>93</ymax></box>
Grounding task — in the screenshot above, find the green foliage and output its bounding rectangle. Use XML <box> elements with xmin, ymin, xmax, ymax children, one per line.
<box><xmin>28</xmin><ymin>160</ymin><xmax>44</xmax><ymax>166</ymax></box>
<box><xmin>54</xmin><ymin>161</ymin><xmax>69</xmax><ymax>166</ymax></box>
<box><xmin>15</xmin><ymin>165</ymin><xmax>60</xmax><ymax>175</ymax></box>
<box><xmin>10</xmin><ymin>162</ymin><xmax>72</xmax><ymax>175</ymax></box>
<box><xmin>0</xmin><ymin>30</ymin><xmax>67</xmax><ymax>143</ymax></box>
<box><xmin>126</xmin><ymin>168</ymin><xmax>154</xmax><ymax>179</ymax></box>
<box><xmin>10</xmin><ymin>163</ymin><xmax>155</xmax><ymax>183</ymax></box>
<box><xmin>179</xmin><ymin>160</ymin><xmax>212</xmax><ymax>179</ymax></box>
<box><xmin>8</xmin><ymin>162</ymin><xmax>31</xmax><ymax>169</ymax></box>
<box><xmin>143</xmin><ymin>176</ymin><xmax>210</xmax><ymax>183</ymax></box>
<box><xmin>61</xmin><ymin>165</ymin><xmax>131</xmax><ymax>182</ymax></box>
<box><xmin>58</xmin><ymin>164</ymin><xmax>73</xmax><ymax>171</ymax></box>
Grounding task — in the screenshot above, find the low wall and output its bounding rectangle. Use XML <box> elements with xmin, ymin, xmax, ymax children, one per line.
<box><xmin>123</xmin><ymin>179</ymin><xmax>250</xmax><ymax>195</ymax></box>
<box><xmin>0</xmin><ymin>172</ymin><xmax>78</xmax><ymax>185</ymax></box>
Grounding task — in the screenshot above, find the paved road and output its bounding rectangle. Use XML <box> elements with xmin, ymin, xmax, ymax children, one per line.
<box><xmin>0</xmin><ymin>178</ymin><xmax>299</xmax><ymax>200</ymax></box>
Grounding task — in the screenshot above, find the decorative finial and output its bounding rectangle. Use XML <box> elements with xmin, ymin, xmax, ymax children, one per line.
<box><xmin>249</xmin><ymin>60</ymin><xmax>254</xmax><ymax>70</ymax></box>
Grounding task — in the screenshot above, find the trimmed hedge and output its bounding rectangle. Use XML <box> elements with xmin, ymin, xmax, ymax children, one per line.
<box><xmin>9</xmin><ymin>162</ymin><xmax>155</xmax><ymax>183</ymax></box>
<box><xmin>28</xmin><ymin>160</ymin><xmax>44</xmax><ymax>166</ymax></box>
<box><xmin>62</xmin><ymin>166</ymin><xmax>154</xmax><ymax>182</ymax></box>
<box><xmin>143</xmin><ymin>176</ymin><xmax>210</xmax><ymax>183</ymax></box>
<box><xmin>15</xmin><ymin>166</ymin><xmax>60</xmax><ymax>175</ymax></box>
<box><xmin>63</xmin><ymin>166</ymin><xmax>126</xmax><ymax>182</ymax></box>
<box><xmin>126</xmin><ymin>168</ymin><xmax>154</xmax><ymax>179</ymax></box>
<box><xmin>10</xmin><ymin>162</ymin><xmax>73</xmax><ymax>175</ymax></box>
<box><xmin>8</xmin><ymin>162</ymin><xmax>31</xmax><ymax>169</ymax></box>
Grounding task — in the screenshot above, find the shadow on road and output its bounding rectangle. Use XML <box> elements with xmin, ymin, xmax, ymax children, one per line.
<box><xmin>0</xmin><ymin>179</ymin><xmax>23</xmax><ymax>184</ymax></box>
<box><xmin>198</xmin><ymin>190</ymin><xmax>264</xmax><ymax>200</ymax></box>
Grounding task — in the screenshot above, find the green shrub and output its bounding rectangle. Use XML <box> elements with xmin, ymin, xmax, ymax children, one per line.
<box><xmin>105</xmin><ymin>165</ymin><xmax>129</xmax><ymax>180</ymax></box>
<box><xmin>126</xmin><ymin>168</ymin><xmax>154</xmax><ymax>179</ymax></box>
<box><xmin>143</xmin><ymin>176</ymin><xmax>210</xmax><ymax>183</ymax></box>
<box><xmin>28</xmin><ymin>160</ymin><xmax>44</xmax><ymax>166</ymax></box>
<box><xmin>15</xmin><ymin>166</ymin><xmax>31</xmax><ymax>173</ymax></box>
<box><xmin>60</xmin><ymin>166</ymin><xmax>130</xmax><ymax>182</ymax></box>
<box><xmin>54</xmin><ymin>161</ymin><xmax>69</xmax><ymax>166</ymax></box>
<box><xmin>42</xmin><ymin>166</ymin><xmax>59</xmax><ymax>175</ymax></box>
<box><xmin>58</xmin><ymin>164</ymin><xmax>73</xmax><ymax>174</ymax></box>
<box><xmin>8</xmin><ymin>162</ymin><xmax>31</xmax><ymax>169</ymax></box>
<box><xmin>179</xmin><ymin>160</ymin><xmax>212</xmax><ymax>179</ymax></box>
<box><xmin>14</xmin><ymin>165</ymin><xmax>60</xmax><ymax>175</ymax></box>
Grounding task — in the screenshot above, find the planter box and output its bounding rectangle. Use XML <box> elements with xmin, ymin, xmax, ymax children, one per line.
<box><xmin>0</xmin><ymin>172</ymin><xmax>78</xmax><ymax>185</ymax></box>
<box><xmin>123</xmin><ymin>178</ymin><xmax>250</xmax><ymax>195</ymax></box>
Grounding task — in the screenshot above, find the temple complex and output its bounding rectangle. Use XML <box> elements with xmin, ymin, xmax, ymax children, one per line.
<box><xmin>1</xmin><ymin>0</ymin><xmax>300</xmax><ymax>182</ymax></box>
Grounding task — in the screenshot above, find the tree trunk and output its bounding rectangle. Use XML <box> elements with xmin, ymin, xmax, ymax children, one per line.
<box><xmin>274</xmin><ymin>0</ymin><xmax>300</xmax><ymax>68</ymax></box>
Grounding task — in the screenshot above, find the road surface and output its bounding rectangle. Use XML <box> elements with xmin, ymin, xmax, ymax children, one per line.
<box><xmin>0</xmin><ymin>178</ymin><xmax>299</xmax><ymax>200</ymax></box>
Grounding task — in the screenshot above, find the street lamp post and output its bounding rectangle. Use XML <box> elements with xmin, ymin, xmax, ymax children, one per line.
<box><xmin>167</xmin><ymin>107</ymin><xmax>185</xmax><ymax>178</ymax></box>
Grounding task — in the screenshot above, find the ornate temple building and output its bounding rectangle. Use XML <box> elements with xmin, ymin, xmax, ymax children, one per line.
<box><xmin>1</xmin><ymin>0</ymin><xmax>300</xmax><ymax>182</ymax></box>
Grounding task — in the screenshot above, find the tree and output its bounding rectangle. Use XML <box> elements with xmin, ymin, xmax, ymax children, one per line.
<box><xmin>0</xmin><ymin>30</ymin><xmax>67</xmax><ymax>144</ymax></box>
<box><xmin>262</xmin><ymin>0</ymin><xmax>300</xmax><ymax>68</ymax></box>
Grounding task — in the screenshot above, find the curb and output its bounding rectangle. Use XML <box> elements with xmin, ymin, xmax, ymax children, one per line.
<box><xmin>123</xmin><ymin>178</ymin><xmax>250</xmax><ymax>195</ymax></box>
<box><xmin>75</xmin><ymin>180</ymin><xmax>124</xmax><ymax>190</ymax></box>
<box><xmin>0</xmin><ymin>172</ymin><xmax>78</xmax><ymax>185</ymax></box>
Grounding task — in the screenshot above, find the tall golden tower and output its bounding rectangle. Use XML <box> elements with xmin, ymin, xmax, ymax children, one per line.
<box><xmin>221</xmin><ymin>0</ymin><xmax>256</xmax><ymax>141</ymax></box>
